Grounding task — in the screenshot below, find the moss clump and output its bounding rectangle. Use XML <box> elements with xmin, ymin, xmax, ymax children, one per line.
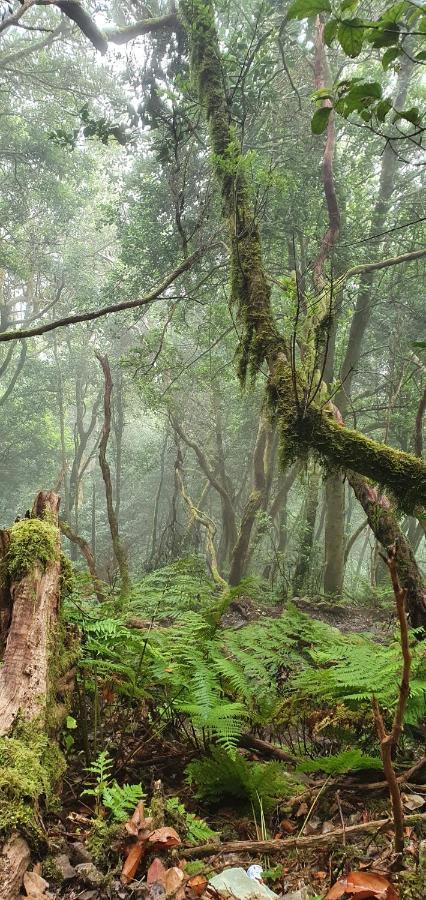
<box><xmin>7</xmin><ymin>518</ymin><xmax>58</xmax><ymax>580</ymax></box>
<box><xmin>87</xmin><ymin>818</ymin><xmax>122</xmax><ymax>868</ymax></box>
<box><xmin>0</xmin><ymin>722</ymin><xmax>65</xmax><ymax>841</ymax></box>
<box><xmin>400</xmin><ymin>868</ymin><xmax>426</xmax><ymax>900</ymax></box>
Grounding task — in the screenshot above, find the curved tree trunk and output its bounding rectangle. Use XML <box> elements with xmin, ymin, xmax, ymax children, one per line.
<box><xmin>228</xmin><ymin>411</ymin><xmax>274</xmax><ymax>586</ymax></box>
<box><xmin>59</xmin><ymin>518</ymin><xmax>106</xmax><ymax>602</ymax></box>
<box><xmin>96</xmin><ymin>353</ymin><xmax>131</xmax><ymax>599</ymax></box>
<box><xmin>0</xmin><ymin>491</ymin><xmax>77</xmax><ymax>898</ymax></box>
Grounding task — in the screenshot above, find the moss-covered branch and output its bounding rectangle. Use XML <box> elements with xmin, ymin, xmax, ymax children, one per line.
<box><xmin>181</xmin><ymin>0</ymin><xmax>426</xmax><ymax>508</ymax></box>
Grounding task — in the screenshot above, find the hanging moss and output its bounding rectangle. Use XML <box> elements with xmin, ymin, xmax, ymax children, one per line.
<box><xmin>7</xmin><ymin>518</ymin><xmax>58</xmax><ymax>581</ymax></box>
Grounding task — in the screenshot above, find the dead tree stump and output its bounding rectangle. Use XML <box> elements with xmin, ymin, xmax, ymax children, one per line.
<box><xmin>0</xmin><ymin>491</ymin><xmax>77</xmax><ymax>898</ymax></box>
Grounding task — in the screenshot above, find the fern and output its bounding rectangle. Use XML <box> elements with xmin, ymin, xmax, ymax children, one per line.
<box><xmin>296</xmin><ymin>749</ymin><xmax>382</xmax><ymax>776</ymax></box>
<box><xmin>186</xmin><ymin>747</ymin><xmax>302</xmax><ymax>811</ymax></box>
<box><xmin>102</xmin><ymin>782</ymin><xmax>145</xmax><ymax>821</ymax></box>
<box><xmin>165</xmin><ymin>796</ymin><xmax>219</xmax><ymax>844</ymax></box>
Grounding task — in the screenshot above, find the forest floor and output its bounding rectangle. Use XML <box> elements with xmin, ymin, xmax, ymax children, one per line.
<box><xmin>25</xmin><ymin>579</ymin><xmax>424</xmax><ymax>900</ymax></box>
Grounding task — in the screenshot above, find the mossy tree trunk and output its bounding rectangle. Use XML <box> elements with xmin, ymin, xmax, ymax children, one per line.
<box><xmin>292</xmin><ymin>466</ymin><xmax>320</xmax><ymax>596</ymax></box>
<box><xmin>0</xmin><ymin>491</ymin><xmax>77</xmax><ymax>898</ymax></box>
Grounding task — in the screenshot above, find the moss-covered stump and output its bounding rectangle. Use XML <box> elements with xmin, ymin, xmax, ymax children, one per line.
<box><xmin>0</xmin><ymin>491</ymin><xmax>76</xmax><ymax>899</ymax></box>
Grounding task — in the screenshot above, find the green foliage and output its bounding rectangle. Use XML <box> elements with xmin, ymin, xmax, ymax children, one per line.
<box><xmin>103</xmin><ymin>781</ymin><xmax>145</xmax><ymax>821</ymax></box>
<box><xmin>82</xmin><ymin>750</ymin><xmax>144</xmax><ymax>820</ymax></box>
<box><xmin>288</xmin><ymin>0</ymin><xmax>331</xmax><ymax>20</ymax></box>
<box><xmin>129</xmin><ymin>557</ymin><xmax>217</xmax><ymax>620</ymax></box>
<box><xmin>7</xmin><ymin>518</ymin><xmax>58</xmax><ymax>580</ymax></box>
<box><xmin>297</xmin><ymin>749</ymin><xmax>382</xmax><ymax>775</ymax></box>
<box><xmin>164</xmin><ymin>796</ymin><xmax>219</xmax><ymax>844</ymax></box>
<box><xmin>186</xmin><ymin>747</ymin><xmax>301</xmax><ymax>811</ymax></box>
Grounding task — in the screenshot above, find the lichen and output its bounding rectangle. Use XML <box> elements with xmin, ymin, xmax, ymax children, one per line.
<box><xmin>7</xmin><ymin>518</ymin><xmax>58</xmax><ymax>580</ymax></box>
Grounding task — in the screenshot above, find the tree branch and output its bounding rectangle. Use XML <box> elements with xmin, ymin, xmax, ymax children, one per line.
<box><xmin>0</xmin><ymin>248</ymin><xmax>204</xmax><ymax>343</ymax></box>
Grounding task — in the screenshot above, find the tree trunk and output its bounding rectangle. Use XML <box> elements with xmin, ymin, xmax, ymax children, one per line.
<box><xmin>96</xmin><ymin>353</ymin><xmax>131</xmax><ymax>599</ymax></box>
<box><xmin>59</xmin><ymin>518</ymin><xmax>106</xmax><ymax>603</ymax></box>
<box><xmin>323</xmin><ymin>470</ymin><xmax>345</xmax><ymax>596</ymax></box>
<box><xmin>292</xmin><ymin>466</ymin><xmax>320</xmax><ymax>595</ymax></box>
<box><xmin>228</xmin><ymin>411</ymin><xmax>274</xmax><ymax>586</ymax></box>
<box><xmin>348</xmin><ymin>473</ymin><xmax>426</xmax><ymax>627</ymax></box>
<box><xmin>0</xmin><ymin>491</ymin><xmax>77</xmax><ymax>898</ymax></box>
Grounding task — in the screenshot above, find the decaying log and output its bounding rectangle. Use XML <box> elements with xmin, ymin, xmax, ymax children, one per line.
<box><xmin>180</xmin><ymin>812</ymin><xmax>426</xmax><ymax>858</ymax></box>
<box><xmin>0</xmin><ymin>491</ymin><xmax>77</xmax><ymax>900</ymax></box>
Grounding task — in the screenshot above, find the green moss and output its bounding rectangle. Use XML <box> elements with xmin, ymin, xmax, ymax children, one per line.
<box><xmin>0</xmin><ymin>721</ymin><xmax>65</xmax><ymax>841</ymax></box>
<box><xmin>7</xmin><ymin>518</ymin><xmax>58</xmax><ymax>580</ymax></box>
<box><xmin>400</xmin><ymin>868</ymin><xmax>426</xmax><ymax>900</ymax></box>
<box><xmin>87</xmin><ymin>817</ymin><xmax>122</xmax><ymax>867</ymax></box>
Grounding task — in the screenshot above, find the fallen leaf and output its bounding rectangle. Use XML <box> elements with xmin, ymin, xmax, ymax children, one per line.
<box><xmin>280</xmin><ymin>819</ymin><xmax>296</xmax><ymax>834</ymax></box>
<box><xmin>322</xmin><ymin>820</ymin><xmax>335</xmax><ymax>834</ymax></box>
<box><xmin>295</xmin><ymin>802</ymin><xmax>308</xmax><ymax>817</ymax></box>
<box><xmin>325</xmin><ymin>870</ymin><xmax>397</xmax><ymax>899</ymax></box>
<box><xmin>187</xmin><ymin>874</ymin><xmax>208</xmax><ymax>896</ymax></box>
<box><xmin>164</xmin><ymin>866</ymin><xmax>184</xmax><ymax>898</ymax></box>
<box><xmin>126</xmin><ymin>799</ymin><xmax>147</xmax><ymax>836</ymax></box>
<box><xmin>23</xmin><ymin>870</ymin><xmax>49</xmax><ymax>896</ymax></box>
<box><xmin>402</xmin><ymin>792</ymin><xmax>425</xmax><ymax>811</ymax></box>
<box><xmin>148</xmin><ymin>858</ymin><xmax>167</xmax><ymax>887</ymax></box>
<box><xmin>121</xmin><ymin>842</ymin><xmax>145</xmax><ymax>884</ymax></box>
<box><xmin>148</xmin><ymin>826</ymin><xmax>181</xmax><ymax>848</ymax></box>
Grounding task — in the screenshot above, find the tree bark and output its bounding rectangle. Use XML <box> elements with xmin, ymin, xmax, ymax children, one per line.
<box><xmin>323</xmin><ymin>470</ymin><xmax>345</xmax><ymax>596</ymax></box>
<box><xmin>59</xmin><ymin>518</ymin><xmax>106</xmax><ymax>602</ymax></box>
<box><xmin>0</xmin><ymin>491</ymin><xmax>77</xmax><ymax>897</ymax></box>
<box><xmin>292</xmin><ymin>466</ymin><xmax>320</xmax><ymax>595</ymax></box>
<box><xmin>96</xmin><ymin>353</ymin><xmax>131</xmax><ymax>599</ymax></box>
<box><xmin>348</xmin><ymin>473</ymin><xmax>426</xmax><ymax>627</ymax></box>
<box><xmin>228</xmin><ymin>411</ymin><xmax>274</xmax><ymax>586</ymax></box>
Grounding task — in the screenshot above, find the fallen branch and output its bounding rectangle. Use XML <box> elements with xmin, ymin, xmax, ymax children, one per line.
<box><xmin>180</xmin><ymin>812</ymin><xmax>426</xmax><ymax>858</ymax></box>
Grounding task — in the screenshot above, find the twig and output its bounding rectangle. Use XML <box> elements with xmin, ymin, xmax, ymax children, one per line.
<box><xmin>372</xmin><ymin>544</ymin><xmax>412</xmax><ymax>856</ymax></box>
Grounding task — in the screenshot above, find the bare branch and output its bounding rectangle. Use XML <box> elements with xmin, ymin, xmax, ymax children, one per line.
<box><xmin>0</xmin><ymin>248</ymin><xmax>204</xmax><ymax>343</ymax></box>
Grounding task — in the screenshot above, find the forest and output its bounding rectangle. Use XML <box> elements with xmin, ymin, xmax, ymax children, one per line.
<box><xmin>0</xmin><ymin>0</ymin><xmax>425</xmax><ymax>897</ymax></box>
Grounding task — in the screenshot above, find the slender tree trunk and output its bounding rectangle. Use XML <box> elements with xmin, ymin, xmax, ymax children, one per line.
<box><xmin>228</xmin><ymin>411</ymin><xmax>274</xmax><ymax>586</ymax></box>
<box><xmin>336</xmin><ymin>53</ymin><xmax>414</xmax><ymax>418</ymax></box>
<box><xmin>59</xmin><ymin>518</ymin><xmax>106</xmax><ymax>603</ymax></box>
<box><xmin>149</xmin><ymin>430</ymin><xmax>168</xmax><ymax>565</ymax></box>
<box><xmin>323</xmin><ymin>470</ymin><xmax>345</xmax><ymax>595</ymax></box>
<box><xmin>96</xmin><ymin>353</ymin><xmax>131</xmax><ymax>599</ymax></box>
<box><xmin>0</xmin><ymin>492</ymin><xmax>77</xmax><ymax>897</ymax></box>
<box><xmin>292</xmin><ymin>466</ymin><xmax>320</xmax><ymax>595</ymax></box>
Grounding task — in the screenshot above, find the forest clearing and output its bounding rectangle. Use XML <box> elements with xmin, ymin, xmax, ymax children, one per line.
<box><xmin>0</xmin><ymin>0</ymin><xmax>425</xmax><ymax>898</ymax></box>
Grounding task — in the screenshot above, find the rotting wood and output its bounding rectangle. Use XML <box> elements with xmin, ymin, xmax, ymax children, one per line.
<box><xmin>180</xmin><ymin>812</ymin><xmax>426</xmax><ymax>858</ymax></box>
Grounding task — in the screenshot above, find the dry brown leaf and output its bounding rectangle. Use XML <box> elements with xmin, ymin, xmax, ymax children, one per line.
<box><xmin>148</xmin><ymin>858</ymin><xmax>168</xmax><ymax>887</ymax></box>
<box><xmin>121</xmin><ymin>842</ymin><xmax>145</xmax><ymax>884</ymax></box>
<box><xmin>187</xmin><ymin>874</ymin><xmax>208</xmax><ymax>896</ymax></box>
<box><xmin>126</xmin><ymin>799</ymin><xmax>147</xmax><ymax>836</ymax></box>
<box><xmin>164</xmin><ymin>866</ymin><xmax>184</xmax><ymax>898</ymax></box>
<box><xmin>325</xmin><ymin>870</ymin><xmax>397</xmax><ymax>900</ymax></box>
<box><xmin>148</xmin><ymin>826</ymin><xmax>182</xmax><ymax>848</ymax></box>
<box><xmin>295</xmin><ymin>802</ymin><xmax>308</xmax><ymax>817</ymax></box>
<box><xmin>402</xmin><ymin>792</ymin><xmax>425</xmax><ymax>811</ymax></box>
<box><xmin>23</xmin><ymin>870</ymin><xmax>49</xmax><ymax>896</ymax></box>
<box><xmin>280</xmin><ymin>819</ymin><xmax>296</xmax><ymax>834</ymax></box>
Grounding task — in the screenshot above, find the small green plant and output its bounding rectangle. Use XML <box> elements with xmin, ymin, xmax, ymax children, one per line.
<box><xmin>165</xmin><ymin>796</ymin><xmax>219</xmax><ymax>844</ymax></box>
<box><xmin>82</xmin><ymin>750</ymin><xmax>114</xmax><ymax>816</ymax></box>
<box><xmin>62</xmin><ymin>715</ymin><xmax>77</xmax><ymax>754</ymax></box>
<box><xmin>82</xmin><ymin>750</ymin><xmax>144</xmax><ymax>820</ymax></box>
